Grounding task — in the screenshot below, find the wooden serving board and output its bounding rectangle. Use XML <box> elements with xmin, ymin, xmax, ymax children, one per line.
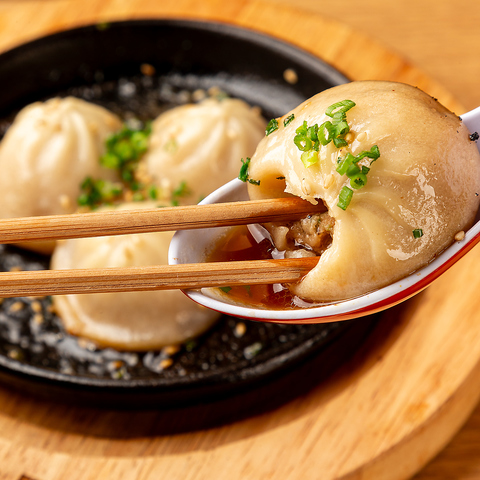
<box><xmin>0</xmin><ymin>1</ymin><xmax>478</xmax><ymax>480</ymax></box>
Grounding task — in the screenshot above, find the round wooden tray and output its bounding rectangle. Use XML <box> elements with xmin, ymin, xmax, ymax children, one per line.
<box><xmin>0</xmin><ymin>2</ymin><xmax>479</xmax><ymax>480</ymax></box>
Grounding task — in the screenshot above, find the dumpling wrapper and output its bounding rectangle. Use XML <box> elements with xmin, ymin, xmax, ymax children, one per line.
<box><xmin>247</xmin><ymin>81</ymin><xmax>480</xmax><ymax>303</ymax></box>
<box><xmin>142</xmin><ymin>97</ymin><xmax>266</xmax><ymax>204</ymax></box>
<box><xmin>51</xmin><ymin>203</ymin><xmax>220</xmax><ymax>351</ymax></box>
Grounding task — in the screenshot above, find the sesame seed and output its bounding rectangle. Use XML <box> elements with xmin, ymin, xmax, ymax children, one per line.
<box><xmin>234</xmin><ymin>322</ymin><xmax>247</xmax><ymax>338</ymax></box>
<box><xmin>9</xmin><ymin>301</ymin><xmax>24</xmax><ymax>313</ymax></box>
<box><xmin>192</xmin><ymin>89</ymin><xmax>207</xmax><ymax>102</ymax></box>
<box><xmin>159</xmin><ymin>358</ymin><xmax>173</xmax><ymax>370</ymax></box>
<box><xmin>31</xmin><ymin>301</ymin><xmax>42</xmax><ymax>313</ymax></box>
<box><xmin>163</xmin><ymin>345</ymin><xmax>180</xmax><ymax>356</ymax></box>
<box><xmin>283</xmin><ymin>68</ymin><xmax>298</xmax><ymax>84</ymax></box>
<box><xmin>140</xmin><ymin>63</ymin><xmax>156</xmax><ymax>76</ymax></box>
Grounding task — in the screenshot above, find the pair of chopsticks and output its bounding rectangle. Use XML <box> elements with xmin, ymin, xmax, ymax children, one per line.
<box><xmin>0</xmin><ymin>198</ymin><xmax>322</xmax><ymax>297</ymax></box>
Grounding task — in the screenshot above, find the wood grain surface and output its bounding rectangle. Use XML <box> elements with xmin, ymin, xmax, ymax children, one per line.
<box><xmin>0</xmin><ymin>1</ymin><xmax>479</xmax><ymax>479</ymax></box>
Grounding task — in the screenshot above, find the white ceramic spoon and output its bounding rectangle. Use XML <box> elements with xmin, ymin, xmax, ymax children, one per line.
<box><xmin>169</xmin><ymin>107</ymin><xmax>480</xmax><ymax>324</ymax></box>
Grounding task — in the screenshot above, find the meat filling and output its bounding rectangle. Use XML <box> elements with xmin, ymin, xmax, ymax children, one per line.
<box><xmin>266</xmin><ymin>210</ymin><xmax>335</xmax><ymax>258</ymax></box>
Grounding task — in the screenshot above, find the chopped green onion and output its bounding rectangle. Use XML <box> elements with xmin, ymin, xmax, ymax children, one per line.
<box><xmin>266</xmin><ymin>118</ymin><xmax>279</xmax><ymax>136</ymax></box>
<box><xmin>350</xmin><ymin>172</ymin><xmax>368</xmax><ymax>189</ymax></box>
<box><xmin>295</xmin><ymin>121</ymin><xmax>308</xmax><ymax>136</ymax></box>
<box><xmin>239</xmin><ymin>157</ymin><xmax>251</xmax><ymax>182</ymax></box>
<box><xmin>130</xmin><ymin>130</ymin><xmax>150</xmax><ymax>152</ymax></box>
<box><xmin>307</xmin><ymin>124</ymin><xmax>319</xmax><ymax>144</ymax></box>
<box><xmin>345</xmin><ymin>163</ymin><xmax>361</xmax><ymax>177</ymax></box>
<box><xmin>79</xmin><ymin>121</ymin><xmax>156</xmax><ymax>209</ymax></box>
<box><xmin>219</xmin><ymin>286</ymin><xmax>232</xmax><ymax>293</ymax></box>
<box><xmin>77</xmin><ymin>177</ymin><xmax>123</xmax><ymax>208</ymax></box>
<box><xmin>148</xmin><ymin>185</ymin><xmax>158</xmax><ymax>200</ymax></box>
<box><xmin>318</xmin><ymin>121</ymin><xmax>335</xmax><ymax>145</ymax></box>
<box><xmin>100</xmin><ymin>122</ymin><xmax>152</xmax><ymax>190</ymax></box>
<box><xmin>301</xmin><ymin>150</ymin><xmax>319</xmax><ymax>168</ymax></box>
<box><xmin>325</xmin><ymin>100</ymin><xmax>356</xmax><ymax>118</ymax></box>
<box><xmin>333</xmin><ymin>119</ymin><xmax>350</xmax><ymax>138</ymax></box>
<box><xmin>172</xmin><ymin>181</ymin><xmax>190</xmax><ymax>198</ymax></box>
<box><xmin>113</xmin><ymin>139</ymin><xmax>136</xmax><ymax>161</ymax></box>
<box><xmin>413</xmin><ymin>228</ymin><xmax>424</xmax><ymax>238</ymax></box>
<box><xmin>356</xmin><ymin>145</ymin><xmax>380</xmax><ymax>162</ymax></box>
<box><xmin>283</xmin><ymin>114</ymin><xmax>295</xmax><ymax>127</ymax></box>
<box><xmin>333</xmin><ymin>136</ymin><xmax>348</xmax><ymax>148</ymax></box>
<box><xmin>100</xmin><ymin>152</ymin><xmax>121</xmax><ymax>169</ymax></box>
<box><xmin>171</xmin><ymin>181</ymin><xmax>191</xmax><ymax>205</ymax></box>
<box><xmin>336</xmin><ymin>153</ymin><xmax>356</xmax><ymax>175</ymax></box>
<box><xmin>292</xmin><ymin>100</ymin><xmax>379</xmax><ymax>210</ymax></box>
<box><xmin>294</xmin><ymin>134</ymin><xmax>312</xmax><ymax>151</ymax></box>
<box><xmin>337</xmin><ymin>186</ymin><xmax>353</xmax><ymax>210</ymax></box>
<box><xmin>132</xmin><ymin>192</ymin><xmax>145</xmax><ymax>202</ymax></box>
<box><xmin>238</xmin><ymin>157</ymin><xmax>261</xmax><ymax>186</ymax></box>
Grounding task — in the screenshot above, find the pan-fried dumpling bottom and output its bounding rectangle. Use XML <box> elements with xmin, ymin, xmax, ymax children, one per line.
<box><xmin>50</xmin><ymin>203</ymin><xmax>220</xmax><ymax>350</ymax></box>
<box><xmin>0</xmin><ymin>97</ymin><xmax>121</xmax><ymax>219</ymax></box>
<box><xmin>247</xmin><ymin>81</ymin><xmax>480</xmax><ymax>303</ymax></box>
<box><xmin>142</xmin><ymin>97</ymin><xmax>265</xmax><ymax>204</ymax></box>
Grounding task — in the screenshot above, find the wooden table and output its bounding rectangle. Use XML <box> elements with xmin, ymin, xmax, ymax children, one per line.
<box><xmin>0</xmin><ymin>1</ymin><xmax>480</xmax><ymax>479</ymax></box>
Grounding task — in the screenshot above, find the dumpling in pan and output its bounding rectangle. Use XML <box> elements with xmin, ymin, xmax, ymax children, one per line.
<box><xmin>50</xmin><ymin>202</ymin><xmax>220</xmax><ymax>351</ymax></box>
<box><xmin>246</xmin><ymin>81</ymin><xmax>480</xmax><ymax>303</ymax></box>
<box><xmin>142</xmin><ymin>97</ymin><xmax>266</xmax><ymax>204</ymax></box>
<box><xmin>0</xmin><ymin>97</ymin><xmax>121</xmax><ymax>219</ymax></box>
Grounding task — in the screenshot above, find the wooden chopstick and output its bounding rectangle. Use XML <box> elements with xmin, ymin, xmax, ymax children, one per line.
<box><xmin>0</xmin><ymin>257</ymin><xmax>319</xmax><ymax>298</ymax></box>
<box><xmin>0</xmin><ymin>197</ymin><xmax>324</xmax><ymax>244</ymax></box>
<box><xmin>0</xmin><ymin>197</ymin><xmax>323</xmax><ymax>297</ymax></box>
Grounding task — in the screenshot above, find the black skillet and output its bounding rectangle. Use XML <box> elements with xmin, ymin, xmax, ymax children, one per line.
<box><xmin>0</xmin><ymin>19</ymin><xmax>378</xmax><ymax>409</ymax></box>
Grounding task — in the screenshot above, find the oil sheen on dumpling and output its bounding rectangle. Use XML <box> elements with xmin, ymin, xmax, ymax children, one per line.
<box><xmin>0</xmin><ymin>97</ymin><xmax>121</xmax><ymax>219</ymax></box>
<box><xmin>142</xmin><ymin>97</ymin><xmax>265</xmax><ymax>204</ymax></box>
<box><xmin>50</xmin><ymin>203</ymin><xmax>220</xmax><ymax>350</ymax></box>
<box><xmin>247</xmin><ymin>81</ymin><xmax>480</xmax><ymax>303</ymax></box>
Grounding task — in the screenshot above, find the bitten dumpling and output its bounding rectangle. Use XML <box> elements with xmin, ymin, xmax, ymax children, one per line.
<box><xmin>142</xmin><ymin>97</ymin><xmax>266</xmax><ymax>204</ymax></box>
<box><xmin>50</xmin><ymin>203</ymin><xmax>220</xmax><ymax>350</ymax></box>
<box><xmin>0</xmin><ymin>97</ymin><xmax>121</xmax><ymax>219</ymax></box>
<box><xmin>247</xmin><ymin>81</ymin><xmax>480</xmax><ymax>303</ymax></box>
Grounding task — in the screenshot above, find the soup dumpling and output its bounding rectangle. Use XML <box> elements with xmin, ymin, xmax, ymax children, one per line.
<box><xmin>50</xmin><ymin>203</ymin><xmax>220</xmax><ymax>350</ymax></box>
<box><xmin>0</xmin><ymin>97</ymin><xmax>121</xmax><ymax>219</ymax></box>
<box><xmin>142</xmin><ymin>97</ymin><xmax>266</xmax><ymax>204</ymax></box>
<box><xmin>247</xmin><ymin>81</ymin><xmax>480</xmax><ymax>303</ymax></box>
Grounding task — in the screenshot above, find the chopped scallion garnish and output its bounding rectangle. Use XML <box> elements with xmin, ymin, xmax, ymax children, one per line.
<box><xmin>77</xmin><ymin>177</ymin><xmax>123</xmax><ymax>209</ymax></box>
<box><xmin>336</xmin><ymin>153</ymin><xmax>356</xmax><ymax>176</ymax></box>
<box><xmin>238</xmin><ymin>157</ymin><xmax>261</xmax><ymax>186</ymax></box>
<box><xmin>293</xmin><ymin>100</ymin><xmax>380</xmax><ymax>210</ymax></box>
<box><xmin>325</xmin><ymin>100</ymin><xmax>356</xmax><ymax>118</ymax></box>
<box><xmin>284</xmin><ymin>114</ymin><xmax>295</xmax><ymax>127</ymax></box>
<box><xmin>349</xmin><ymin>172</ymin><xmax>368</xmax><ymax>189</ymax></box>
<box><xmin>148</xmin><ymin>185</ymin><xmax>158</xmax><ymax>200</ymax></box>
<box><xmin>266</xmin><ymin>118</ymin><xmax>279</xmax><ymax>136</ymax></box>
<box><xmin>337</xmin><ymin>186</ymin><xmax>353</xmax><ymax>210</ymax></box>
<box><xmin>318</xmin><ymin>121</ymin><xmax>335</xmax><ymax>145</ymax></box>
<box><xmin>413</xmin><ymin>229</ymin><xmax>424</xmax><ymax>238</ymax></box>
<box><xmin>171</xmin><ymin>181</ymin><xmax>191</xmax><ymax>206</ymax></box>
<box><xmin>301</xmin><ymin>150</ymin><xmax>319</xmax><ymax>168</ymax></box>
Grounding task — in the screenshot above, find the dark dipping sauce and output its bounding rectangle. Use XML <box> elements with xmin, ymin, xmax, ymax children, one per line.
<box><xmin>206</xmin><ymin>225</ymin><xmax>319</xmax><ymax>310</ymax></box>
